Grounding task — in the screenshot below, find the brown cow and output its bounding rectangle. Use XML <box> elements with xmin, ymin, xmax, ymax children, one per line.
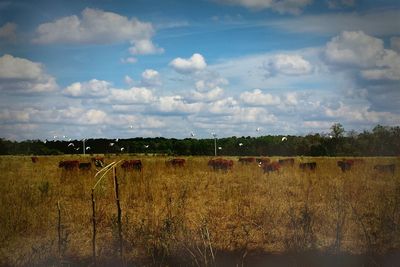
<box><xmin>166</xmin><ymin>158</ymin><xmax>186</xmax><ymax>167</ymax></box>
<box><xmin>31</xmin><ymin>156</ymin><xmax>39</xmax><ymax>163</ymax></box>
<box><xmin>299</xmin><ymin>162</ymin><xmax>317</xmax><ymax>171</ymax></box>
<box><xmin>121</xmin><ymin>160</ymin><xmax>142</xmax><ymax>171</ymax></box>
<box><xmin>59</xmin><ymin>160</ymin><xmax>79</xmax><ymax>170</ymax></box>
<box><xmin>208</xmin><ymin>158</ymin><xmax>233</xmax><ymax>171</ymax></box>
<box><xmin>374</xmin><ymin>164</ymin><xmax>395</xmax><ymax>175</ymax></box>
<box><xmin>262</xmin><ymin>161</ymin><xmax>280</xmax><ymax>174</ymax></box>
<box><xmin>256</xmin><ymin>158</ymin><xmax>270</xmax><ymax>166</ymax></box>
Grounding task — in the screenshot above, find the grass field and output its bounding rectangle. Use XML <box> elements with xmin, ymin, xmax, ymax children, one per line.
<box><xmin>0</xmin><ymin>155</ymin><xmax>399</xmax><ymax>266</ymax></box>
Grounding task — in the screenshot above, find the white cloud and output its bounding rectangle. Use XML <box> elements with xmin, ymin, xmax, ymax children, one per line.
<box><xmin>324</xmin><ymin>31</ymin><xmax>400</xmax><ymax>80</ymax></box>
<box><xmin>0</xmin><ymin>22</ymin><xmax>16</xmax><ymax>42</ymax></box>
<box><xmin>34</xmin><ymin>8</ymin><xmax>154</xmax><ymax>44</ymax></box>
<box><xmin>109</xmin><ymin>87</ymin><xmax>156</xmax><ymax>104</ymax></box>
<box><xmin>187</xmin><ymin>86</ymin><xmax>224</xmax><ymax>102</ymax></box>
<box><xmin>63</xmin><ymin>79</ymin><xmax>111</xmax><ymax>97</ymax></box>
<box><xmin>264</xmin><ymin>54</ymin><xmax>313</xmax><ymax>77</ymax></box>
<box><xmin>170</xmin><ymin>53</ymin><xmax>207</xmax><ymax>74</ymax></box>
<box><xmin>240</xmin><ymin>89</ymin><xmax>281</xmax><ymax>106</ymax></box>
<box><xmin>215</xmin><ymin>0</ymin><xmax>312</xmax><ymax>14</ymax></box>
<box><xmin>124</xmin><ymin>75</ymin><xmax>134</xmax><ymax>86</ymax></box>
<box><xmin>141</xmin><ymin>69</ymin><xmax>161</xmax><ymax>86</ymax></box>
<box><xmin>155</xmin><ymin>95</ymin><xmax>203</xmax><ymax>114</ymax></box>
<box><xmin>129</xmin><ymin>39</ymin><xmax>164</xmax><ymax>55</ymax></box>
<box><xmin>0</xmin><ymin>54</ymin><xmax>57</xmax><ymax>93</ymax></box>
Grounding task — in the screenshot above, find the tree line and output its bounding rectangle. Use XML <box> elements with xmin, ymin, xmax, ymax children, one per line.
<box><xmin>0</xmin><ymin>124</ymin><xmax>399</xmax><ymax>156</ymax></box>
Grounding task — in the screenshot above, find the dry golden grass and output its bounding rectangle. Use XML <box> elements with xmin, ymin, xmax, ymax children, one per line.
<box><xmin>0</xmin><ymin>155</ymin><xmax>399</xmax><ymax>266</ymax></box>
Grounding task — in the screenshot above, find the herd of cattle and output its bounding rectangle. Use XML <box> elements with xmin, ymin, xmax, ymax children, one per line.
<box><xmin>29</xmin><ymin>156</ymin><xmax>396</xmax><ymax>175</ymax></box>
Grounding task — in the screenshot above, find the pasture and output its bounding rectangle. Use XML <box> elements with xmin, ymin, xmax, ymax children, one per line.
<box><xmin>0</xmin><ymin>155</ymin><xmax>399</xmax><ymax>266</ymax></box>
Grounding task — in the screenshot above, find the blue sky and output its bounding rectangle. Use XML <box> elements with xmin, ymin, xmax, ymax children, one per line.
<box><xmin>0</xmin><ymin>0</ymin><xmax>399</xmax><ymax>140</ymax></box>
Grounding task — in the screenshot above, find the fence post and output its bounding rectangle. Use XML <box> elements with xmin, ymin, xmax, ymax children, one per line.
<box><xmin>113</xmin><ymin>167</ymin><xmax>123</xmax><ymax>263</ymax></box>
<box><xmin>91</xmin><ymin>189</ymin><xmax>97</xmax><ymax>267</ymax></box>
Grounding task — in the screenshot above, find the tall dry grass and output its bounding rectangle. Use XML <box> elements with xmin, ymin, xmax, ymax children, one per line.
<box><xmin>0</xmin><ymin>155</ymin><xmax>399</xmax><ymax>266</ymax></box>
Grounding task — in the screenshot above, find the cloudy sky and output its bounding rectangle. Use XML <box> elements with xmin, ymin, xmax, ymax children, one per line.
<box><xmin>0</xmin><ymin>0</ymin><xmax>399</xmax><ymax>140</ymax></box>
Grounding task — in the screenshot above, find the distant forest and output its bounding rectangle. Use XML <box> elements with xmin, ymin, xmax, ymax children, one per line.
<box><xmin>0</xmin><ymin>124</ymin><xmax>399</xmax><ymax>156</ymax></box>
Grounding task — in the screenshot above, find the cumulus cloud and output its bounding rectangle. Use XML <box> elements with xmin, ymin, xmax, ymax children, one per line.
<box><xmin>108</xmin><ymin>87</ymin><xmax>156</xmax><ymax>104</ymax></box>
<box><xmin>141</xmin><ymin>69</ymin><xmax>161</xmax><ymax>86</ymax></box>
<box><xmin>129</xmin><ymin>39</ymin><xmax>164</xmax><ymax>55</ymax></box>
<box><xmin>187</xmin><ymin>87</ymin><xmax>224</xmax><ymax>102</ymax></box>
<box><xmin>214</xmin><ymin>0</ymin><xmax>312</xmax><ymax>14</ymax></box>
<box><xmin>240</xmin><ymin>89</ymin><xmax>281</xmax><ymax>106</ymax></box>
<box><xmin>121</xmin><ymin>57</ymin><xmax>137</xmax><ymax>64</ymax></box>
<box><xmin>33</xmin><ymin>8</ymin><xmax>164</xmax><ymax>56</ymax></box>
<box><xmin>0</xmin><ymin>22</ymin><xmax>16</xmax><ymax>43</ymax></box>
<box><xmin>324</xmin><ymin>31</ymin><xmax>400</xmax><ymax>80</ymax></box>
<box><xmin>264</xmin><ymin>54</ymin><xmax>313</xmax><ymax>77</ymax></box>
<box><xmin>34</xmin><ymin>8</ymin><xmax>153</xmax><ymax>44</ymax></box>
<box><xmin>63</xmin><ymin>79</ymin><xmax>111</xmax><ymax>97</ymax></box>
<box><xmin>170</xmin><ymin>53</ymin><xmax>207</xmax><ymax>74</ymax></box>
<box><xmin>154</xmin><ymin>95</ymin><xmax>203</xmax><ymax>114</ymax></box>
<box><xmin>0</xmin><ymin>54</ymin><xmax>57</xmax><ymax>93</ymax></box>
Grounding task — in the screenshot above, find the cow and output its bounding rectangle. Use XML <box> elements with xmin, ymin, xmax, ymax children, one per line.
<box><xmin>374</xmin><ymin>164</ymin><xmax>395</xmax><ymax>175</ymax></box>
<box><xmin>337</xmin><ymin>159</ymin><xmax>354</xmax><ymax>172</ymax></box>
<box><xmin>59</xmin><ymin>160</ymin><xmax>79</xmax><ymax>170</ymax></box>
<box><xmin>279</xmin><ymin>158</ymin><xmax>295</xmax><ymax>167</ymax></box>
<box><xmin>238</xmin><ymin>157</ymin><xmax>256</xmax><ymax>164</ymax></box>
<box><xmin>208</xmin><ymin>158</ymin><xmax>233</xmax><ymax>171</ymax></box>
<box><xmin>31</xmin><ymin>156</ymin><xmax>39</xmax><ymax>163</ymax></box>
<box><xmin>79</xmin><ymin>162</ymin><xmax>91</xmax><ymax>170</ymax></box>
<box><xmin>166</xmin><ymin>158</ymin><xmax>186</xmax><ymax>167</ymax></box>
<box><xmin>262</xmin><ymin>161</ymin><xmax>281</xmax><ymax>174</ymax></box>
<box><xmin>256</xmin><ymin>158</ymin><xmax>270</xmax><ymax>166</ymax></box>
<box><xmin>299</xmin><ymin>162</ymin><xmax>317</xmax><ymax>171</ymax></box>
<box><xmin>121</xmin><ymin>160</ymin><xmax>142</xmax><ymax>171</ymax></box>
<box><xmin>91</xmin><ymin>157</ymin><xmax>105</xmax><ymax>168</ymax></box>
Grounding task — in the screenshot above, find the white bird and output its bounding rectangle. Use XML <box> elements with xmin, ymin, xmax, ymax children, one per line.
<box><xmin>116</xmin><ymin>138</ymin><xmax>119</xmax><ymax>142</ymax></box>
<box><xmin>68</xmin><ymin>138</ymin><xmax>72</xmax><ymax>141</ymax></box>
<box><xmin>53</xmin><ymin>135</ymin><xmax>57</xmax><ymax>139</ymax></box>
<box><xmin>86</xmin><ymin>146</ymin><xmax>90</xmax><ymax>150</ymax></box>
<box><xmin>75</xmin><ymin>147</ymin><xmax>80</xmax><ymax>151</ymax></box>
<box><xmin>190</xmin><ymin>131</ymin><xmax>195</xmax><ymax>137</ymax></box>
<box><xmin>63</xmin><ymin>135</ymin><xmax>66</xmax><ymax>139</ymax></box>
<box><xmin>281</xmin><ymin>136</ymin><xmax>287</xmax><ymax>142</ymax></box>
<box><xmin>44</xmin><ymin>140</ymin><xmax>47</xmax><ymax>144</ymax></box>
<box><xmin>68</xmin><ymin>143</ymin><xmax>74</xmax><ymax>147</ymax></box>
<box><xmin>129</xmin><ymin>125</ymin><xmax>133</xmax><ymax>129</ymax></box>
<box><xmin>218</xmin><ymin>146</ymin><xmax>222</xmax><ymax>150</ymax></box>
<box><xmin>329</xmin><ymin>135</ymin><xmax>333</xmax><ymax>139</ymax></box>
<box><xmin>256</xmin><ymin>127</ymin><xmax>260</xmax><ymax>132</ymax></box>
<box><xmin>109</xmin><ymin>142</ymin><xmax>115</xmax><ymax>147</ymax></box>
<box><xmin>120</xmin><ymin>147</ymin><xmax>125</xmax><ymax>151</ymax></box>
<box><xmin>239</xmin><ymin>143</ymin><xmax>243</xmax><ymax>146</ymax></box>
<box><xmin>144</xmin><ymin>145</ymin><xmax>149</xmax><ymax>148</ymax></box>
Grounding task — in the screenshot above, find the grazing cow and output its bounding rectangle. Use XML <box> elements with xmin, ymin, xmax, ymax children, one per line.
<box><xmin>299</xmin><ymin>162</ymin><xmax>317</xmax><ymax>171</ymax></box>
<box><xmin>337</xmin><ymin>159</ymin><xmax>354</xmax><ymax>172</ymax></box>
<box><xmin>238</xmin><ymin>157</ymin><xmax>256</xmax><ymax>164</ymax></box>
<box><xmin>121</xmin><ymin>160</ymin><xmax>142</xmax><ymax>171</ymax></box>
<box><xmin>262</xmin><ymin>161</ymin><xmax>281</xmax><ymax>174</ymax></box>
<box><xmin>166</xmin><ymin>158</ymin><xmax>186</xmax><ymax>167</ymax></box>
<box><xmin>279</xmin><ymin>158</ymin><xmax>295</xmax><ymax>167</ymax></box>
<box><xmin>374</xmin><ymin>164</ymin><xmax>395</xmax><ymax>175</ymax></box>
<box><xmin>59</xmin><ymin>160</ymin><xmax>79</xmax><ymax>170</ymax></box>
<box><xmin>91</xmin><ymin>157</ymin><xmax>105</xmax><ymax>168</ymax></box>
<box><xmin>256</xmin><ymin>158</ymin><xmax>270</xmax><ymax>166</ymax></box>
<box><xmin>208</xmin><ymin>158</ymin><xmax>234</xmax><ymax>171</ymax></box>
<box><xmin>31</xmin><ymin>156</ymin><xmax>39</xmax><ymax>163</ymax></box>
<box><xmin>79</xmin><ymin>162</ymin><xmax>91</xmax><ymax>170</ymax></box>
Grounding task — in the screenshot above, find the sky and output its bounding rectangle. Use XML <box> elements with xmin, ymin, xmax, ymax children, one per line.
<box><xmin>0</xmin><ymin>0</ymin><xmax>399</xmax><ymax>141</ymax></box>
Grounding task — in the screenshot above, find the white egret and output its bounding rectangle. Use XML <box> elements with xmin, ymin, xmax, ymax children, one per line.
<box><xmin>68</xmin><ymin>143</ymin><xmax>74</xmax><ymax>147</ymax></box>
<box><xmin>282</xmin><ymin>136</ymin><xmax>287</xmax><ymax>142</ymax></box>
